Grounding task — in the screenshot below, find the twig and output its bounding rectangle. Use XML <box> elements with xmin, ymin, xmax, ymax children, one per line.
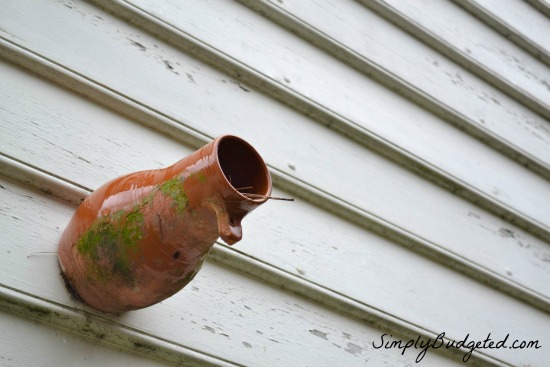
<box><xmin>243</xmin><ymin>193</ymin><xmax>294</xmax><ymax>201</ymax></box>
<box><xmin>27</xmin><ymin>251</ymin><xmax>58</xmax><ymax>258</ymax></box>
<box><xmin>235</xmin><ymin>186</ymin><xmax>254</xmax><ymax>191</ymax></box>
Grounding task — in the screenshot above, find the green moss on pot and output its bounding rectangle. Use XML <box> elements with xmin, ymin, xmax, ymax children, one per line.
<box><xmin>159</xmin><ymin>176</ymin><xmax>188</xmax><ymax>214</ymax></box>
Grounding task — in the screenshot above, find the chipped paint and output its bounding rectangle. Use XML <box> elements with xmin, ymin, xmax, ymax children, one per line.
<box><xmin>309</xmin><ymin>329</ymin><xmax>328</xmax><ymax>340</ymax></box>
<box><xmin>344</xmin><ymin>342</ymin><xmax>362</xmax><ymax>356</ymax></box>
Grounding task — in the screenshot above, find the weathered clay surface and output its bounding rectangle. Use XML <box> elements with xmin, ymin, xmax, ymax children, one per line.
<box><xmin>58</xmin><ymin>135</ymin><xmax>272</xmax><ymax>313</ymax></box>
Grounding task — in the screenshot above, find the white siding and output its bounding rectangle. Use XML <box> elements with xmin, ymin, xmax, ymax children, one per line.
<box><xmin>0</xmin><ymin>309</ymin><xmax>173</xmax><ymax>367</ymax></box>
<box><xmin>1</xmin><ymin>0</ymin><xmax>549</xmax><ymax>366</ymax></box>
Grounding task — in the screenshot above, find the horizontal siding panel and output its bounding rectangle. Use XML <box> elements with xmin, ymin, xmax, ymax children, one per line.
<box><xmin>0</xmin><ymin>287</ymin><xmax>240</xmax><ymax>367</ymax></box>
<box><xmin>0</xmin><ymin>310</ymin><xmax>174</xmax><ymax>367</ymax></box>
<box><xmin>0</xmin><ymin>154</ymin><xmax>499</xmax><ymax>366</ymax></box>
<box><xmin>456</xmin><ymin>0</ymin><xmax>550</xmax><ymax>65</ymax></box>
<box><xmin>2</xmin><ymin>1</ymin><xmax>550</xmax><ymax>365</ymax></box>
<box><xmin>95</xmin><ymin>0</ymin><xmax>550</xmax><ymax>236</ymax></box>
<box><xmin>524</xmin><ymin>0</ymin><xmax>550</xmax><ymax>18</ymax></box>
<box><xmin>1</xmin><ymin>1</ymin><xmax>550</xmax><ymax>302</ymax></box>
<box><xmin>89</xmin><ymin>1</ymin><xmax>550</xmax><ymax>242</ymax></box>
<box><xmin>87</xmin><ymin>0</ymin><xmax>550</xmax><ymax>198</ymax></box>
<box><xmin>0</xmin><ymin>179</ymin><xmax>477</xmax><ymax>367</ymax></box>
<box><xmin>4</xmin><ymin>0</ymin><xmax>548</xmax><ymax>243</ymax></box>
<box><xmin>2</xmin><ymin>43</ymin><xmax>550</xmax><ymax>306</ymax></box>
<box><xmin>370</xmin><ymin>0</ymin><xmax>550</xmax><ymax>110</ymax></box>
<box><xmin>230</xmin><ymin>0</ymin><xmax>550</xmax><ymax>238</ymax></box>
<box><xmin>1</xmin><ymin>60</ymin><xmax>549</xmax><ymax>366</ymax></box>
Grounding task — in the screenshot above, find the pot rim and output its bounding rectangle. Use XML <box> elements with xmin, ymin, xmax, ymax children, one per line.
<box><xmin>213</xmin><ymin>134</ymin><xmax>273</xmax><ymax>203</ymax></box>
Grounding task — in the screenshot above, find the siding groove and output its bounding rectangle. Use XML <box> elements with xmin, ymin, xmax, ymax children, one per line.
<box><xmin>2</xmin><ymin>35</ymin><xmax>550</xmax><ymax>320</ymax></box>
<box><xmin>524</xmin><ymin>0</ymin><xmax>550</xmax><ymax>18</ymax></box>
<box><xmin>2</xmin><ymin>93</ymin><xmax>550</xmax><ymax>319</ymax></box>
<box><xmin>0</xmin><ymin>151</ymin><xmax>89</xmax><ymax>206</ymax></box>
<box><xmin>361</xmin><ymin>0</ymin><xmax>550</xmax><ymax>114</ymax></box>
<box><xmin>0</xmin><ymin>284</ymin><xmax>240</xmax><ymax>367</ymax></box>
<box><xmin>353</xmin><ymin>1</ymin><xmax>550</xmax><ymax>168</ymax></box>
<box><xmin>235</xmin><ymin>0</ymin><xmax>550</xmax><ymax>242</ymax></box>
<box><xmin>2</xmin><ymin>1</ymin><xmax>549</xmax><ymax>364</ymax></box>
<box><xmin>90</xmin><ymin>1</ymin><xmax>550</xmax><ymax>243</ymax></box>
<box><xmin>452</xmin><ymin>0</ymin><xmax>550</xmax><ymax>66</ymax></box>
<box><xmin>0</xmin><ymin>281</ymin><xmax>499</xmax><ymax>367</ymax></box>
<box><xmin>242</xmin><ymin>0</ymin><xmax>550</xmax><ymax>155</ymax></box>
<box><xmin>91</xmin><ymin>0</ymin><xmax>550</xmax><ymax>181</ymax></box>
<box><xmin>3</xmin><ymin>175</ymin><xmax>499</xmax><ymax>366</ymax></box>
<box><xmin>3</xmin><ymin>1</ymin><xmax>550</xmax><ymax>245</ymax></box>
<box><xmin>0</xmin><ymin>175</ymin><xmax>514</xmax><ymax>367</ymax></box>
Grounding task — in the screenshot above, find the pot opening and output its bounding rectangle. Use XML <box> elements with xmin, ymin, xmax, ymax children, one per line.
<box><xmin>217</xmin><ymin>136</ymin><xmax>271</xmax><ymax>199</ymax></box>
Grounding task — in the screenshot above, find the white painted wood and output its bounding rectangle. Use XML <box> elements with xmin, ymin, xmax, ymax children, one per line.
<box><xmin>1</xmin><ymin>0</ymin><xmax>550</xmax><ymax>366</ymax></box>
<box><xmin>0</xmin><ymin>154</ymin><xmax>505</xmax><ymax>366</ymax></box>
<box><xmin>131</xmin><ymin>0</ymin><xmax>550</xmax><ymax>153</ymax></box>
<box><xmin>230</xmin><ymin>0</ymin><xmax>550</xmax><ymax>166</ymax></box>
<box><xmin>101</xmin><ymin>0</ymin><xmax>550</xmax><ymax>188</ymax></box>
<box><xmin>3</xmin><ymin>3</ymin><xmax>546</xmax><ymax>257</ymax></box>
<box><xmin>525</xmin><ymin>0</ymin><xmax>550</xmax><ymax>18</ymax></box>
<box><xmin>0</xmin><ymin>178</ymin><xmax>485</xmax><ymax>366</ymax></box>
<box><xmin>372</xmin><ymin>0</ymin><xmax>550</xmax><ymax>102</ymax></box>
<box><xmin>3</xmin><ymin>52</ymin><xmax>550</xmax><ymax>305</ymax></box>
<box><xmin>460</xmin><ymin>0</ymin><xmax>550</xmax><ymax>63</ymax></box>
<box><xmin>0</xmin><ymin>279</ymin><xmax>239</xmax><ymax>367</ymax></box>
<box><xmin>1</xmin><ymin>2</ymin><xmax>550</xmax><ymax>302</ymax></box>
<box><xmin>0</xmin><ymin>310</ymin><xmax>174</xmax><ymax>367</ymax></box>
<box><xmin>4</xmin><ymin>0</ymin><xmax>549</xmax><ymax>240</ymax></box>
<box><xmin>1</xmin><ymin>59</ymin><xmax>550</xmax><ymax>365</ymax></box>
<box><xmin>228</xmin><ymin>0</ymin><xmax>550</xmax><ymax>240</ymax></box>
<box><xmin>117</xmin><ymin>0</ymin><xmax>550</xmax><ymax>224</ymax></box>
<box><xmin>4</xmin><ymin>41</ymin><xmax>548</xmax><ymax>318</ymax></box>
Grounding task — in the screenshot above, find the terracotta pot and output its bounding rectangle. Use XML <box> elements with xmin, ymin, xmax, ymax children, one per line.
<box><xmin>58</xmin><ymin>135</ymin><xmax>272</xmax><ymax>313</ymax></box>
